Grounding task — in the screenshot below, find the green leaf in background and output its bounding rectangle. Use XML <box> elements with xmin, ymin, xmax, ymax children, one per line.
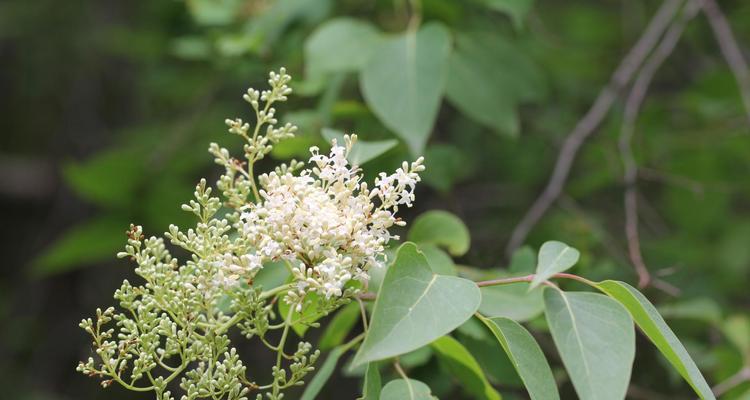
<box><xmin>421</xmin><ymin>144</ymin><xmax>476</xmax><ymax>193</ymax></box>
<box><xmin>305</xmin><ymin>18</ymin><xmax>382</xmax><ymax>77</ymax></box>
<box><xmin>63</xmin><ymin>148</ymin><xmax>144</xmax><ymax>208</ymax></box>
<box><xmin>278</xmin><ymin>291</ymin><xmax>327</xmax><ymax>337</ymax></box>
<box><xmin>361</xmin><ymin>363</ymin><xmax>382</xmax><ymax>400</ymax></box>
<box><xmin>445</xmin><ymin>32</ymin><xmax>545</xmax><ymax>137</ymax></box>
<box><xmin>31</xmin><ymin>216</ymin><xmax>130</xmax><ymax>276</ymax></box>
<box><xmin>185</xmin><ymin>0</ymin><xmax>241</xmax><ymax>26</ymax></box>
<box><xmin>300</xmin><ymin>346</ymin><xmax>346</xmax><ymax>400</ymax></box>
<box><xmin>544</xmin><ymin>289</ymin><xmax>635</xmax><ymax>400</ymax></box>
<box><xmin>478</xmin><ymin>316</ymin><xmax>559</xmax><ymax>400</ymax></box>
<box><xmin>477</xmin><ymin>0</ymin><xmax>534</xmax><ymax>29</ymax></box>
<box><xmin>352</xmin><ymin>243</ymin><xmax>481</xmax><ymax>366</ymax></box>
<box><xmin>321</xmin><ymin>128</ymin><xmax>398</xmax><ymax>165</ymax></box>
<box><xmin>594</xmin><ymin>280</ymin><xmax>716</xmax><ymax>400</ymax></box>
<box><xmin>408</xmin><ymin>210</ymin><xmax>471</xmax><ymax>257</ymax></box>
<box><xmin>254</xmin><ymin>260</ymin><xmax>291</xmax><ymax>290</ymax></box>
<box><xmin>319</xmin><ymin>302</ymin><xmax>361</xmax><ymax>351</ymax></box>
<box><xmin>430</xmin><ymin>335</ymin><xmax>501</xmax><ymax>400</ymax></box>
<box><xmin>657</xmin><ymin>297</ymin><xmax>722</xmax><ymax>325</ymax></box>
<box><xmin>529</xmin><ymin>241</ymin><xmax>580</xmax><ymax>289</ymax></box>
<box><xmin>723</xmin><ymin>315</ymin><xmax>750</xmax><ymax>361</ymax></box>
<box><xmin>360</xmin><ymin>23</ymin><xmax>451</xmax><ymax>156</ymax></box>
<box><xmin>380</xmin><ymin>379</ymin><xmax>437</xmax><ymax>400</ymax></box>
<box><xmin>418</xmin><ymin>243</ymin><xmax>457</xmax><ymax>276</ymax></box>
<box><xmin>479</xmin><ymin>279</ymin><xmax>543</xmax><ymax>322</ymax></box>
<box><xmin>508</xmin><ymin>246</ymin><xmax>536</xmax><ymax>274</ymax></box>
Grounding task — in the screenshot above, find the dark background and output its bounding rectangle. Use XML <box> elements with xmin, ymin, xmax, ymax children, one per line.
<box><xmin>1</xmin><ymin>0</ymin><xmax>750</xmax><ymax>398</ymax></box>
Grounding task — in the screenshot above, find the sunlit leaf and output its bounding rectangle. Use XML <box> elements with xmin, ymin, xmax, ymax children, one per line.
<box><xmin>430</xmin><ymin>335</ymin><xmax>501</xmax><ymax>400</ymax></box>
<box><xmin>544</xmin><ymin>289</ymin><xmax>635</xmax><ymax>400</ymax></box>
<box><xmin>352</xmin><ymin>243</ymin><xmax>481</xmax><ymax>366</ymax></box>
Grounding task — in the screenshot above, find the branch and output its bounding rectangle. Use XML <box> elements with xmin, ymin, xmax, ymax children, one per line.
<box><xmin>619</xmin><ymin>0</ymin><xmax>702</xmax><ymax>289</ymax></box>
<box><xmin>505</xmin><ymin>0</ymin><xmax>685</xmax><ymax>256</ymax></box>
<box><xmin>713</xmin><ymin>366</ymin><xmax>750</xmax><ymax>397</ymax></box>
<box><xmin>702</xmin><ymin>0</ymin><xmax>750</xmax><ymax>126</ymax></box>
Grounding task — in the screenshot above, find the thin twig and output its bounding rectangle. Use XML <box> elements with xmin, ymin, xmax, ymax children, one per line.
<box><xmin>505</xmin><ymin>0</ymin><xmax>684</xmax><ymax>256</ymax></box>
<box><xmin>618</xmin><ymin>0</ymin><xmax>702</xmax><ymax>288</ymax></box>
<box><xmin>701</xmin><ymin>0</ymin><xmax>750</xmax><ymax>126</ymax></box>
<box><xmin>712</xmin><ymin>366</ymin><xmax>750</xmax><ymax>397</ymax></box>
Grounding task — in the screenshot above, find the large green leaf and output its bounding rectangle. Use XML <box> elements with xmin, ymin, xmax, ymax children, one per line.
<box><xmin>31</xmin><ymin>216</ymin><xmax>130</xmax><ymax>276</ymax></box>
<box><xmin>418</xmin><ymin>243</ymin><xmax>457</xmax><ymax>276</ymax></box>
<box><xmin>529</xmin><ymin>241</ymin><xmax>580</xmax><ymax>289</ymax></box>
<box><xmin>408</xmin><ymin>210</ymin><xmax>470</xmax><ymax>257</ymax></box>
<box><xmin>360</xmin><ymin>23</ymin><xmax>451</xmax><ymax>156</ymax></box>
<box><xmin>430</xmin><ymin>335</ymin><xmax>501</xmax><ymax>400</ymax></box>
<box><xmin>478</xmin><ymin>316</ymin><xmax>559</xmax><ymax>400</ymax></box>
<box><xmin>305</xmin><ymin>18</ymin><xmax>382</xmax><ymax>77</ymax></box>
<box><xmin>479</xmin><ymin>280</ymin><xmax>543</xmax><ymax>322</ymax></box>
<box><xmin>63</xmin><ymin>148</ymin><xmax>145</xmax><ymax>208</ymax></box>
<box><xmin>352</xmin><ymin>243</ymin><xmax>481</xmax><ymax>366</ymax></box>
<box><xmin>594</xmin><ymin>280</ymin><xmax>716</xmax><ymax>400</ymax></box>
<box><xmin>445</xmin><ymin>32</ymin><xmax>545</xmax><ymax>137</ymax></box>
<box><xmin>322</xmin><ymin>128</ymin><xmax>397</xmax><ymax>165</ymax></box>
<box><xmin>544</xmin><ymin>290</ymin><xmax>635</xmax><ymax>400</ymax></box>
<box><xmin>380</xmin><ymin>379</ymin><xmax>437</xmax><ymax>400</ymax></box>
<box><xmin>318</xmin><ymin>302</ymin><xmax>361</xmax><ymax>351</ymax></box>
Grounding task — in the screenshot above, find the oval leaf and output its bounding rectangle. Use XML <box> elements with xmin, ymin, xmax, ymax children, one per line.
<box><xmin>430</xmin><ymin>335</ymin><xmax>501</xmax><ymax>400</ymax></box>
<box><xmin>352</xmin><ymin>243</ymin><xmax>481</xmax><ymax>366</ymax></box>
<box><xmin>408</xmin><ymin>210</ymin><xmax>471</xmax><ymax>257</ymax></box>
<box><xmin>544</xmin><ymin>290</ymin><xmax>635</xmax><ymax>400</ymax></box>
<box><xmin>478</xmin><ymin>316</ymin><xmax>559</xmax><ymax>400</ymax></box>
<box><xmin>360</xmin><ymin>22</ymin><xmax>451</xmax><ymax>156</ymax></box>
<box><xmin>595</xmin><ymin>280</ymin><xmax>715</xmax><ymax>400</ymax></box>
<box><xmin>380</xmin><ymin>379</ymin><xmax>437</xmax><ymax>400</ymax></box>
<box><xmin>530</xmin><ymin>241</ymin><xmax>580</xmax><ymax>289</ymax></box>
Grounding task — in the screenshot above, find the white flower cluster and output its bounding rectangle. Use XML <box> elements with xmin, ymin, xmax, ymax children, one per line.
<box><xmin>218</xmin><ymin>135</ymin><xmax>424</xmax><ymax>300</ymax></box>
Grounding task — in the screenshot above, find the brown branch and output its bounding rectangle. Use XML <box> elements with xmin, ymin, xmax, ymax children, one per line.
<box><xmin>505</xmin><ymin>0</ymin><xmax>684</xmax><ymax>256</ymax></box>
<box><xmin>702</xmin><ymin>0</ymin><xmax>750</xmax><ymax>126</ymax></box>
<box><xmin>618</xmin><ymin>0</ymin><xmax>702</xmax><ymax>289</ymax></box>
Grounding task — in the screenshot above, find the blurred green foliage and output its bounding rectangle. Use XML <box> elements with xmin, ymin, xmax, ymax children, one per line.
<box><xmin>2</xmin><ymin>0</ymin><xmax>750</xmax><ymax>398</ymax></box>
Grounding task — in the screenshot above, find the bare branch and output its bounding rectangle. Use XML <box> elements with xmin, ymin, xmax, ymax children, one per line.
<box><xmin>619</xmin><ymin>0</ymin><xmax>702</xmax><ymax>288</ymax></box>
<box><xmin>505</xmin><ymin>0</ymin><xmax>685</xmax><ymax>256</ymax></box>
<box><xmin>713</xmin><ymin>366</ymin><xmax>750</xmax><ymax>397</ymax></box>
<box><xmin>702</xmin><ymin>0</ymin><xmax>750</xmax><ymax>126</ymax></box>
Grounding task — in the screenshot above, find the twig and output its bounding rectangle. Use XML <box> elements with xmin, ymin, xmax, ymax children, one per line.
<box><xmin>505</xmin><ymin>0</ymin><xmax>684</xmax><ymax>256</ymax></box>
<box><xmin>702</xmin><ymin>0</ymin><xmax>750</xmax><ymax>126</ymax></box>
<box><xmin>712</xmin><ymin>366</ymin><xmax>750</xmax><ymax>397</ymax></box>
<box><xmin>618</xmin><ymin>0</ymin><xmax>702</xmax><ymax>288</ymax></box>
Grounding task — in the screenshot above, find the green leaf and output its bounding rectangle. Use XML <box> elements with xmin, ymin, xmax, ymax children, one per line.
<box><xmin>278</xmin><ymin>291</ymin><xmax>327</xmax><ymax>337</ymax></box>
<box><xmin>544</xmin><ymin>289</ymin><xmax>635</xmax><ymax>400</ymax></box>
<box><xmin>723</xmin><ymin>315</ymin><xmax>750</xmax><ymax>361</ymax></box>
<box><xmin>319</xmin><ymin>302</ymin><xmax>361</xmax><ymax>351</ymax></box>
<box><xmin>31</xmin><ymin>216</ymin><xmax>129</xmax><ymax>276</ymax></box>
<box><xmin>352</xmin><ymin>243</ymin><xmax>481</xmax><ymax>366</ymax></box>
<box><xmin>361</xmin><ymin>363</ymin><xmax>382</xmax><ymax>400</ymax></box>
<box><xmin>479</xmin><ymin>279</ymin><xmax>543</xmax><ymax>322</ymax></box>
<box><xmin>360</xmin><ymin>23</ymin><xmax>451</xmax><ymax>156</ymax></box>
<box><xmin>478</xmin><ymin>0</ymin><xmax>534</xmax><ymax>29</ymax></box>
<box><xmin>254</xmin><ymin>260</ymin><xmax>291</xmax><ymax>290</ymax></box>
<box><xmin>186</xmin><ymin>0</ymin><xmax>241</xmax><ymax>26</ymax></box>
<box><xmin>322</xmin><ymin>128</ymin><xmax>398</xmax><ymax>165</ymax></box>
<box><xmin>380</xmin><ymin>379</ymin><xmax>437</xmax><ymax>400</ymax></box>
<box><xmin>305</xmin><ymin>18</ymin><xmax>382</xmax><ymax>76</ymax></box>
<box><xmin>63</xmin><ymin>148</ymin><xmax>145</xmax><ymax>208</ymax></box>
<box><xmin>657</xmin><ymin>297</ymin><xmax>722</xmax><ymax>325</ymax></box>
<box><xmin>529</xmin><ymin>241</ymin><xmax>580</xmax><ymax>289</ymax></box>
<box><xmin>508</xmin><ymin>246</ymin><xmax>536</xmax><ymax>274</ymax></box>
<box><xmin>478</xmin><ymin>316</ymin><xmax>559</xmax><ymax>400</ymax></box>
<box><xmin>418</xmin><ymin>243</ymin><xmax>457</xmax><ymax>276</ymax></box>
<box><xmin>300</xmin><ymin>346</ymin><xmax>345</xmax><ymax>400</ymax></box>
<box><xmin>430</xmin><ymin>335</ymin><xmax>501</xmax><ymax>400</ymax></box>
<box><xmin>594</xmin><ymin>280</ymin><xmax>716</xmax><ymax>400</ymax></box>
<box><xmin>421</xmin><ymin>144</ymin><xmax>475</xmax><ymax>193</ymax></box>
<box><xmin>408</xmin><ymin>210</ymin><xmax>471</xmax><ymax>257</ymax></box>
<box><xmin>445</xmin><ymin>31</ymin><xmax>545</xmax><ymax>137</ymax></box>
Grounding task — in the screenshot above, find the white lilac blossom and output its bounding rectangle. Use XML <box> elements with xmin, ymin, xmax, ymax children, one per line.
<box><xmin>228</xmin><ymin>135</ymin><xmax>425</xmax><ymax>301</ymax></box>
<box><xmin>78</xmin><ymin>68</ymin><xmax>425</xmax><ymax>400</ymax></box>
